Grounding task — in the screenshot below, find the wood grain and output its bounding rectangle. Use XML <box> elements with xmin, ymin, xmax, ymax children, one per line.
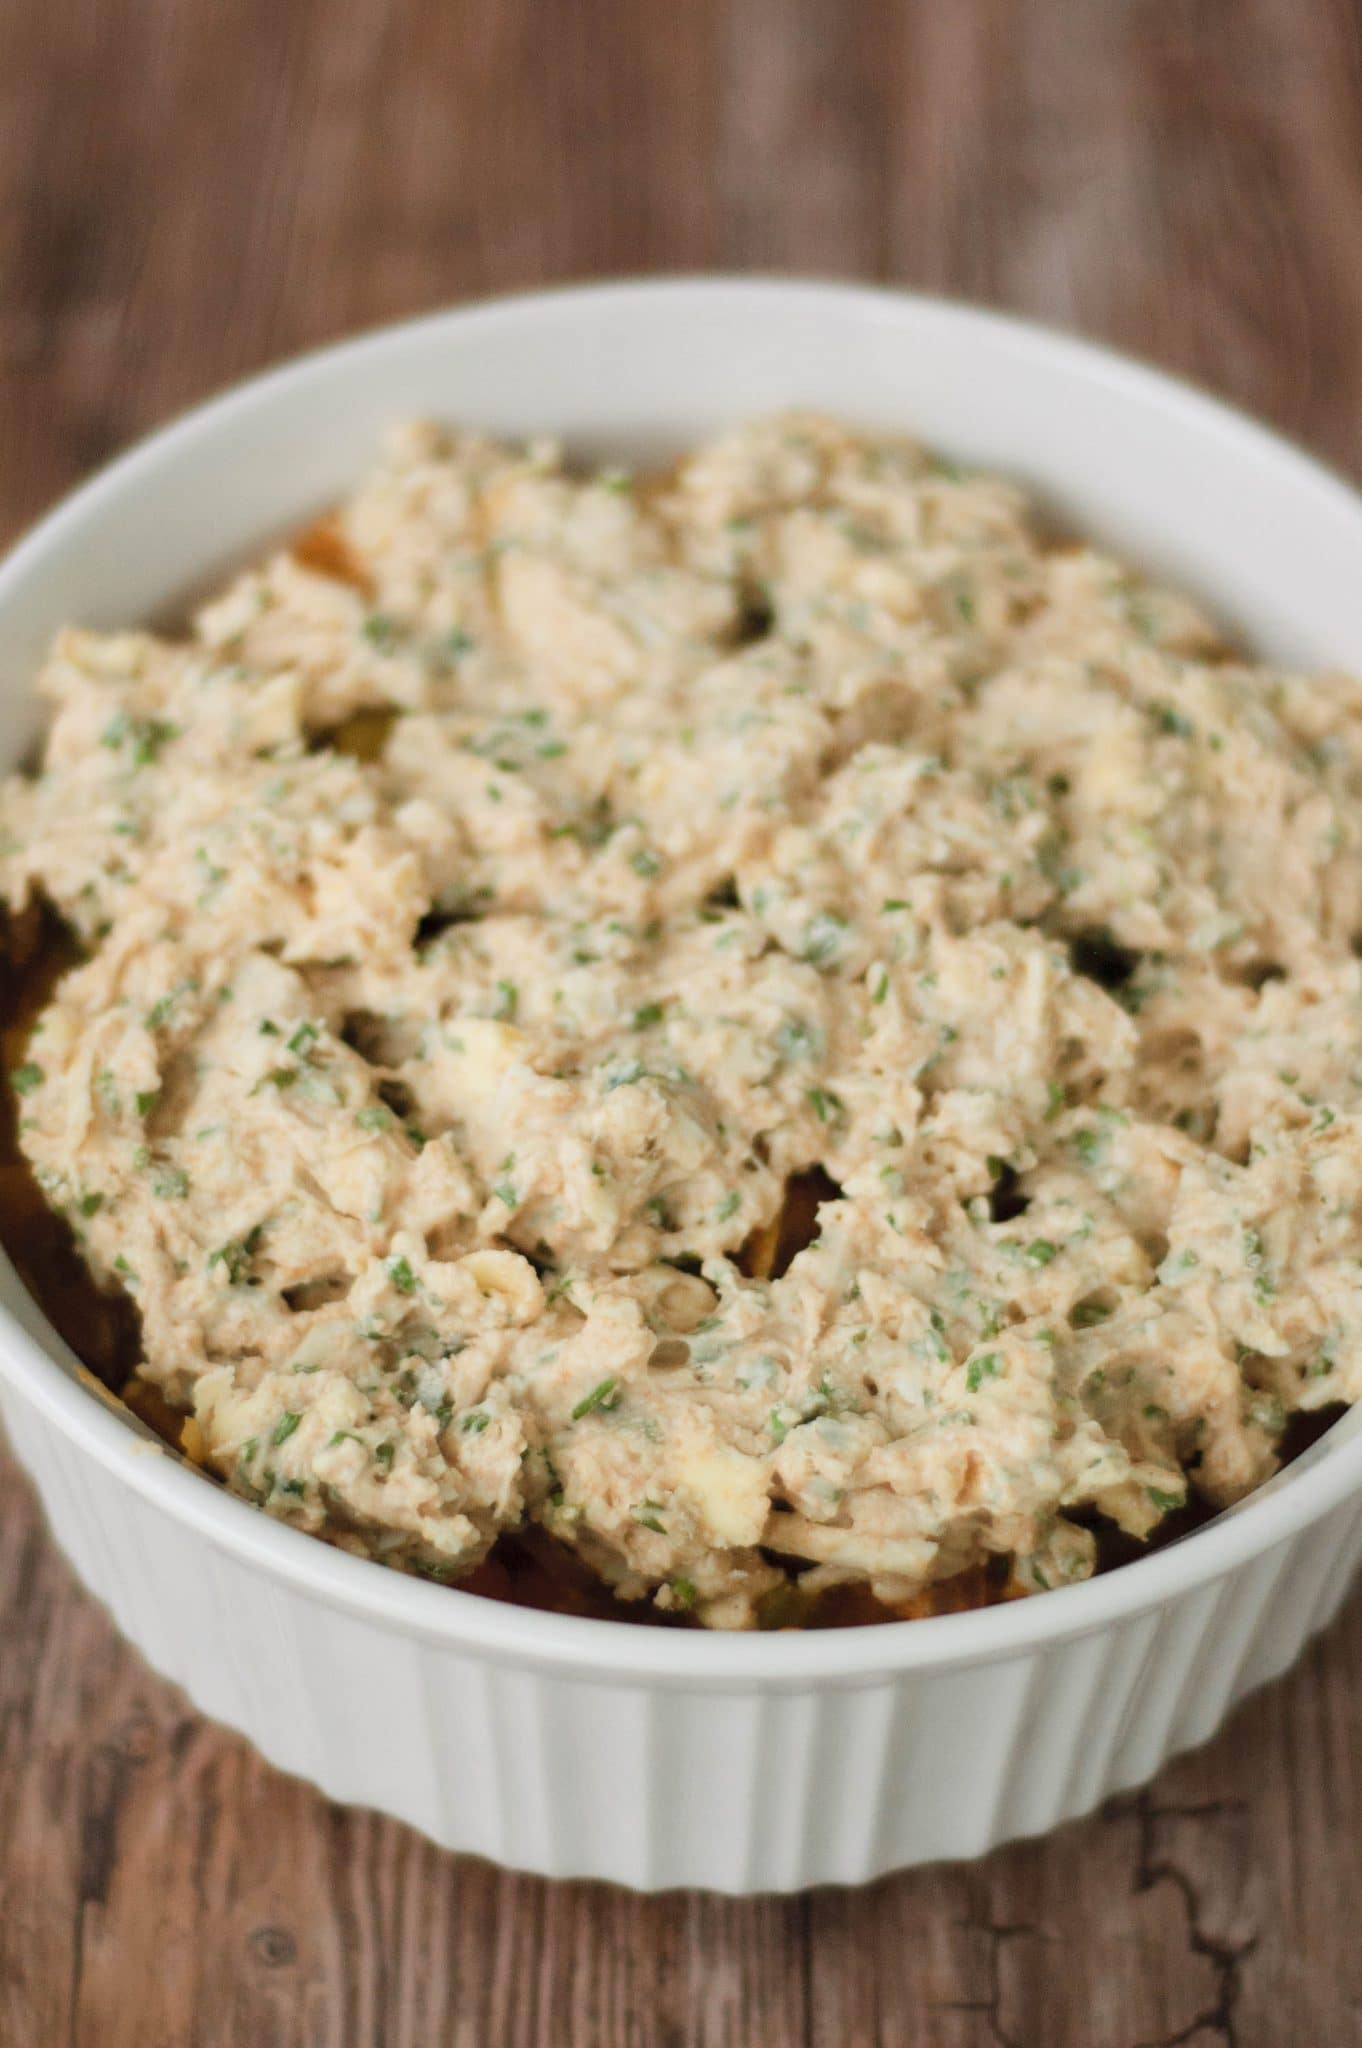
<box><xmin>5</xmin><ymin>1</ymin><xmax>1362</xmax><ymax>2041</ymax></box>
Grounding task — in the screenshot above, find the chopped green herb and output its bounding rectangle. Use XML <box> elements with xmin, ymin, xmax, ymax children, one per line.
<box><xmin>1147</xmin><ymin>1484</ymin><xmax>1186</xmax><ymax>1513</ymax></box>
<box><xmin>806</xmin><ymin>1086</ymin><xmax>844</xmax><ymax>1124</ymax></box>
<box><xmin>603</xmin><ymin>1057</ymin><xmax>645</xmax><ymax>1091</ymax></box>
<box><xmin>1152</xmin><ymin>703</ymin><xmax>1195</xmax><ymax>739</ymax></box>
<box><xmin>362</xmin><ymin>612</ymin><xmax>399</xmax><ymax>651</ymax></box>
<box><xmin>10</xmin><ymin>1063</ymin><xmax>42</xmax><ymax>1097</ymax></box>
<box><xmin>208</xmin><ymin>1226</ymin><xmax>263</xmax><ymax>1286</ymax></box>
<box><xmin>101</xmin><ymin>712</ymin><xmax>179</xmax><ymax>766</ymax></box>
<box><xmin>272</xmin><ymin>1410</ymin><xmax>302</xmax><ymax>1446</ymax></box>
<box><xmin>387</xmin><ymin>1254</ymin><xmax>417</xmax><ymax>1294</ymax></box>
<box><xmin>572</xmin><ymin>1377</ymin><xmax>621</xmax><ymax>1420</ymax></box>
<box><xmin>965</xmin><ymin>1351</ymin><xmax>1002</xmax><ymax>1393</ymax></box>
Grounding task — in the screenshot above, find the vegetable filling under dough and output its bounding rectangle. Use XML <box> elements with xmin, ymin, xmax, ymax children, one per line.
<box><xmin>5</xmin><ymin>414</ymin><xmax>1362</xmax><ymax>1628</ymax></box>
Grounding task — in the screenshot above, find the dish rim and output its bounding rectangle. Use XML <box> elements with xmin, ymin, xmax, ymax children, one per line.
<box><xmin>4</xmin><ymin>272</ymin><xmax>1362</xmax><ymax>1686</ymax></box>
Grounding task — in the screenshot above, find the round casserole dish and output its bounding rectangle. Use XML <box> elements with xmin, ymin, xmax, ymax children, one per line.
<box><xmin>3</xmin><ymin>278</ymin><xmax>1362</xmax><ymax>1893</ymax></box>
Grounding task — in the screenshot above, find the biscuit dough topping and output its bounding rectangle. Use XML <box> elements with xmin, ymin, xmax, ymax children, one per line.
<box><xmin>4</xmin><ymin>415</ymin><xmax>1362</xmax><ymax>1627</ymax></box>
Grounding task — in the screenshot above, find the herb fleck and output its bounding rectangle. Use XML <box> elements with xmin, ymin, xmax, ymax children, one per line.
<box><xmin>572</xmin><ymin>1377</ymin><xmax>621</xmax><ymax>1420</ymax></box>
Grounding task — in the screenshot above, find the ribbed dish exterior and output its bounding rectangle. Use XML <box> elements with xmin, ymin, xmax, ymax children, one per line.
<box><xmin>6</xmin><ymin>1381</ymin><xmax>1360</xmax><ymax>1892</ymax></box>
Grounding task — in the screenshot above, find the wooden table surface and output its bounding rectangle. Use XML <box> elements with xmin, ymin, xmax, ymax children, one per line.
<box><xmin>5</xmin><ymin>2</ymin><xmax>1362</xmax><ymax>2042</ymax></box>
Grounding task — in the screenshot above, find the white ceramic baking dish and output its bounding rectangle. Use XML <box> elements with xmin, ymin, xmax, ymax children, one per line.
<box><xmin>4</xmin><ymin>279</ymin><xmax>1362</xmax><ymax>1894</ymax></box>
